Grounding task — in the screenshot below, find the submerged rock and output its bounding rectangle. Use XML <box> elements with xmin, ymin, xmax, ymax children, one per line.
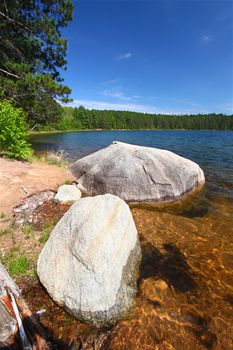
<box><xmin>54</xmin><ymin>184</ymin><xmax>81</xmax><ymax>204</ymax></box>
<box><xmin>37</xmin><ymin>194</ymin><xmax>141</xmax><ymax>327</ymax></box>
<box><xmin>70</xmin><ymin>141</ymin><xmax>205</xmax><ymax>202</ymax></box>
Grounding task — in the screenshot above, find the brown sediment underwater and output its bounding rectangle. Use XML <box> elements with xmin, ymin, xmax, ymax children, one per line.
<box><xmin>108</xmin><ymin>188</ymin><xmax>233</xmax><ymax>350</ymax></box>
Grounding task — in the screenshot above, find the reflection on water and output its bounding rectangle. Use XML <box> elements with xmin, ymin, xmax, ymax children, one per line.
<box><xmin>29</xmin><ymin>131</ymin><xmax>233</xmax><ymax>349</ymax></box>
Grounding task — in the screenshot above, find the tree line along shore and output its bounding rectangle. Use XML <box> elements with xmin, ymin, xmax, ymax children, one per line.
<box><xmin>36</xmin><ymin>106</ymin><xmax>233</xmax><ymax>132</ymax></box>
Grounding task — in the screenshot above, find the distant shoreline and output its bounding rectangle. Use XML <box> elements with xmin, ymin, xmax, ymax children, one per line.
<box><xmin>29</xmin><ymin>128</ymin><xmax>233</xmax><ymax>136</ymax></box>
<box><xmin>29</xmin><ymin>128</ymin><xmax>181</xmax><ymax>135</ymax></box>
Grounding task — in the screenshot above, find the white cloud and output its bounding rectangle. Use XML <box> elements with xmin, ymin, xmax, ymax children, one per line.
<box><xmin>102</xmin><ymin>89</ymin><xmax>132</xmax><ymax>101</ymax></box>
<box><xmin>116</xmin><ymin>52</ymin><xmax>132</xmax><ymax>60</ymax></box>
<box><xmin>101</xmin><ymin>89</ymin><xmax>142</xmax><ymax>102</ymax></box>
<box><xmin>63</xmin><ymin>96</ymin><xmax>231</xmax><ymax>115</ymax></box>
<box><xmin>201</xmin><ymin>34</ymin><xmax>212</xmax><ymax>44</ymax></box>
<box><xmin>66</xmin><ymin>99</ymin><xmax>181</xmax><ymax>115</ymax></box>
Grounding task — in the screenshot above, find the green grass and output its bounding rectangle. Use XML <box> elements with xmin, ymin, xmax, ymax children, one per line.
<box><xmin>39</xmin><ymin>219</ymin><xmax>59</xmax><ymax>244</ymax></box>
<box><xmin>26</xmin><ymin>149</ymin><xmax>69</xmax><ymax>168</ymax></box>
<box><xmin>29</xmin><ymin>128</ymin><xmax>83</xmax><ymax>135</ymax></box>
<box><xmin>22</xmin><ymin>224</ymin><xmax>33</xmax><ymax>239</ymax></box>
<box><xmin>2</xmin><ymin>248</ymin><xmax>30</xmax><ymax>277</ymax></box>
<box><xmin>45</xmin><ymin>150</ymin><xmax>68</xmax><ymax>168</ymax></box>
<box><xmin>39</xmin><ymin>223</ymin><xmax>54</xmax><ymax>244</ymax></box>
<box><xmin>64</xmin><ymin>179</ymin><xmax>73</xmax><ymax>185</ymax></box>
<box><xmin>9</xmin><ymin>255</ymin><xmax>30</xmax><ymax>277</ymax></box>
<box><xmin>25</xmin><ymin>149</ymin><xmax>41</xmax><ymax>162</ymax></box>
<box><xmin>39</xmin><ymin>231</ymin><xmax>50</xmax><ymax>244</ymax></box>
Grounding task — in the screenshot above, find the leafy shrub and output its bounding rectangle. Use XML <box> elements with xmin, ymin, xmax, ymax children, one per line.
<box><xmin>0</xmin><ymin>99</ymin><xmax>31</xmax><ymax>159</ymax></box>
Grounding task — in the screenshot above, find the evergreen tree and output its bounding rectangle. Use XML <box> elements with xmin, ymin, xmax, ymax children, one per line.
<box><xmin>0</xmin><ymin>0</ymin><xmax>73</xmax><ymax>123</ymax></box>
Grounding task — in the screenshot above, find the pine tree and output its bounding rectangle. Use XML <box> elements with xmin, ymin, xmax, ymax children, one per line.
<box><xmin>0</xmin><ymin>0</ymin><xmax>73</xmax><ymax>124</ymax></box>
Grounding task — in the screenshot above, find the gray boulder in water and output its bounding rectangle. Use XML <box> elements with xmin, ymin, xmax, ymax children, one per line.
<box><xmin>70</xmin><ymin>141</ymin><xmax>205</xmax><ymax>202</ymax></box>
<box><xmin>37</xmin><ymin>194</ymin><xmax>141</xmax><ymax>327</ymax></box>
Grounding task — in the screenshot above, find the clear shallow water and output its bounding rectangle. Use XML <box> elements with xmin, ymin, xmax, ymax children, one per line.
<box><xmin>30</xmin><ymin>130</ymin><xmax>233</xmax><ymax>349</ymax></box>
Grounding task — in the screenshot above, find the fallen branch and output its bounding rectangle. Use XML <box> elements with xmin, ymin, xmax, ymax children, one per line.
<box><xmin>21</xmin><ymin>186</ymin><xmax>29</xmax><ymax>195</ymax></box>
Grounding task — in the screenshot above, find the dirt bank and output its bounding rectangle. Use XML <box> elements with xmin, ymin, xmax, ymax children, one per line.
<box><xmin>0</xmin><ymin>158</ymin><xmax>74</xmax><ymax>214</ymax></box>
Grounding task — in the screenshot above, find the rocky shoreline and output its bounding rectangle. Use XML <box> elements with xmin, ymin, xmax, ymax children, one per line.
<box><xmin>1</xmin><ymin>142</ymin><xmax>213</xmax><ymax>349</ymax></box>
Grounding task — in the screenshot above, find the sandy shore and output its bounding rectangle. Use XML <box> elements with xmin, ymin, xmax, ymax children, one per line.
<box><xmin>0</xmin><ymin>158</ymin><xmax>74</xmax><ymax>214</ymax></box>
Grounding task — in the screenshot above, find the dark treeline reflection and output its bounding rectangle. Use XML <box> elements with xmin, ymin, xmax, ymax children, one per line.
<box><xmin>40</xmin><ymin>106</ymin><xmax>233</xmax><ymax>131</ymax></box>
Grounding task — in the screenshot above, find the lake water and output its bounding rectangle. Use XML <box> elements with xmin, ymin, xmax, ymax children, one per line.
<box><xmin>30</xmin><ymin>130</ymin><xmax>233</xmax><ymax>349</ymax></box>
<box><xmin>31</xmin><ymin>130</ymin><xmax>233</xmax><ymax>199</ymax></box>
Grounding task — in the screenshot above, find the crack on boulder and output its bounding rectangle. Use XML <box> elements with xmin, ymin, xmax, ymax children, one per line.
<box><xmin>141</xmin><ymin>164</ymin><xmax>171</xmax><ymax>188</ymax></box>
<box><xmin>72</xmin><ymin>252</ymin><xmax>96</xmax><ymax>274</ymax></box>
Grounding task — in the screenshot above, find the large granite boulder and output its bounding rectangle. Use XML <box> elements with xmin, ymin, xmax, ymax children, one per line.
<box><xmin>37</xmin><ymin>194</ymin><xmax>141</xmax><ymax>327</ymax></box>
<box><xmin>70</xmin><ymin>141</ymin><xmax>205</xmax><ymax>202</ymax></box>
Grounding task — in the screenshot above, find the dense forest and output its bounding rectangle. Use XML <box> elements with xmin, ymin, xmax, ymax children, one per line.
<box><xmin>37</xmin><ymin>106</ymin><xmax>233</xmax><ymax>131</ymax></box>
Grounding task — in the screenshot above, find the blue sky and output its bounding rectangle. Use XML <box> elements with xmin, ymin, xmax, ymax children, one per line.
<box><xmin>62</xmin><ymin>0</ymin><xmax>233</xmax><ymax>114</ymax></box>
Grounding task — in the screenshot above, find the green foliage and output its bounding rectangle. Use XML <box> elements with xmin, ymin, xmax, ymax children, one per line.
<box><xmin>0</xmin><ymin>1</ymin><xmax>73</xmax><ymax>123</ymax></box>
<box><xmin>0</xmin><ymin>100</ymin><xmax>31</xmax><ymax>159</ymax></box>
<box><xmin>57</xmin><ymin>111</ymin><xmax>83</xmax><ymax>130</ymax></box>
<box><xmin>41</xmin><ymin>107</ymin><xmax>233</xmax><ymax>131</ymax></box>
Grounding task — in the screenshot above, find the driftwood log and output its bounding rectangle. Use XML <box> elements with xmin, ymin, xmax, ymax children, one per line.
<box><xmin>0</xmin><ymin>262</ymin><xmax>50</xmax><ymax>349</ymax></box>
